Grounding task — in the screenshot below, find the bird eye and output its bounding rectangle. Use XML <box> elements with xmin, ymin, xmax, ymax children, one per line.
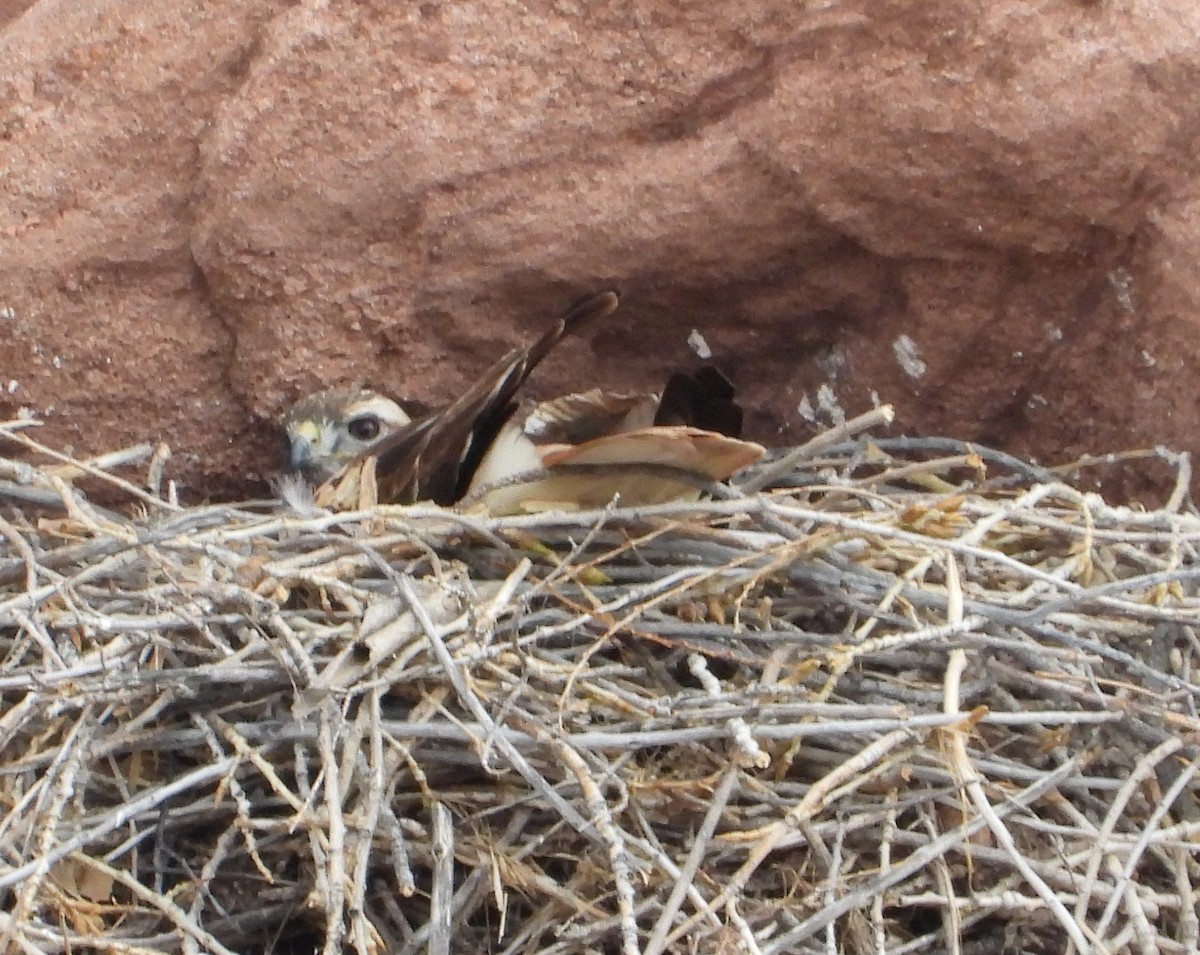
<box><xmin>347</xmin><ymin>415</ymin><xmax>382</xmax><ymax>441</ymax></box>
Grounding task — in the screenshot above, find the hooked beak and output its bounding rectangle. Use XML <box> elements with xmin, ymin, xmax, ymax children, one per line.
<box><xmin>284</xmin><ymin>421</ymin><xmax>325</xmax><ymax>479</ymax></box>
<box><xmin>288</xmin><ymin>436</ymin><xmax>314</xmax><ymax>473</ymax></box>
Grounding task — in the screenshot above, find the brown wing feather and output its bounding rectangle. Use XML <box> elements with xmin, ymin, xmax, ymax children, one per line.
<box><xmin>367</xmin><ymin>289</ymin><xmax>620</xmax><ymax>504</ymax></box>
<box><xmin>653</xmin><ymin>365</ymin><xmax>745</xmax><ymax>437</ymax></box>
<box><xmin>464</xmin><ymin>428</ymin><xmax>766</xmax><ymax>515</ymax></box>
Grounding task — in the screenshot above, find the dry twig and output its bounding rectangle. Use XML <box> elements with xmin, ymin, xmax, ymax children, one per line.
<box><xmin>0</xmin><ymin>424</ymin><xmax>1198</xmax><ymax>954</ymax></box>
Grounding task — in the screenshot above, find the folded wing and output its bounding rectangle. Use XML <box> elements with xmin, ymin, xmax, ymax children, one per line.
<box><xmin>366</xmin><ymin>289</ymin><xmax>621</xmax><ymax>505</ymax></box>
<box><xmin>463</xmin><ymin>425</ymin><xmax>765</xmax><ymax>515</ymax></box>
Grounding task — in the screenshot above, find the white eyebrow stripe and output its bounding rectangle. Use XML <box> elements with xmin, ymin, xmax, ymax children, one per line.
<box><xmin>343</xmin><ymin>394</ymin><xmax>411</xmax><ymax>428</ymax></box>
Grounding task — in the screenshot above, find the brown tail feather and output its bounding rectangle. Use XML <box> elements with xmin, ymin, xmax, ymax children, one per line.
<box><xmin>370</xmin><ymin>289</ymin><xmax>620</xmax><ymax>504</ymax></box>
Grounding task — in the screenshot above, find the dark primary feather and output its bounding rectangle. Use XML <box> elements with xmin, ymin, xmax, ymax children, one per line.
<box><xmin>653</xmin><ymin>365</ymin><xmax>745</xmax><ymax>438</ymax></box>
<box><xmin>368</xmin><ymin>289</ymin><xmax>621</xmax><ymax>505</ymax></box>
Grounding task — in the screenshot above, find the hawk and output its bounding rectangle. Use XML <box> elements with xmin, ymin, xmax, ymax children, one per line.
<box><xmin>280</xmin><ymin>291</ymin><xmax>765</xmax><ymax>513</ymax></box>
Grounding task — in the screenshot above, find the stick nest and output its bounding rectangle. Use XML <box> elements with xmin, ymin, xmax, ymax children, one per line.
<box><xmin>1</xmin><ymin>414</ymin><xmax>1199</xmax><ymax>955</ymax></box>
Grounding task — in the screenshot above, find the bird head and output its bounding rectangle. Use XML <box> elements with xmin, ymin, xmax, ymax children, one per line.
<box><xmin>281</xmin><ymin>387</ymin><xmax>410</xmax><ymax>484</ymax></box>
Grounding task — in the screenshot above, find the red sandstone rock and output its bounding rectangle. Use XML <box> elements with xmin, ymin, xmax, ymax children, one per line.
<box><xmin>2</xmin><ymin>0</ymin><xmax>1199</xmax><ymax>503</ymax></box>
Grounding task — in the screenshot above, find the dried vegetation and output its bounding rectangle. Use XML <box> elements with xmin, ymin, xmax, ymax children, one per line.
<box><xmin>1</xmin><ymin>411</ymin><xmax>1198</xmax><ymax>955</ymax></box>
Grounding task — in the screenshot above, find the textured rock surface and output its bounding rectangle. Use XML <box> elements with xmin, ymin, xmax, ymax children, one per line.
<box><xmin>2</xmin><ymin>0</ymin><xmax>1200</xmax><ymax>502</ymax></box>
